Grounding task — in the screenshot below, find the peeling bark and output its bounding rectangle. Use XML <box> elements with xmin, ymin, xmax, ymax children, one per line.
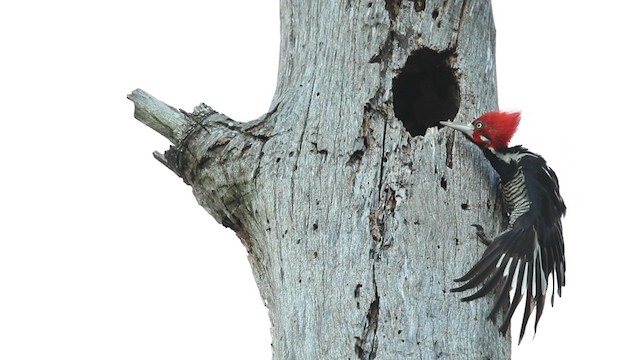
<box><xmin>130</xmin><ymin>0</ymin><xmax>510</xmax><ymax>358</ymax></box>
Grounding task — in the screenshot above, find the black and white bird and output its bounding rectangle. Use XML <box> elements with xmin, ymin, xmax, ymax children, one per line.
<box><xmin>440</xmin><ymin>111</ymin><xmax>566</xmax><ymax>343</ymax></box>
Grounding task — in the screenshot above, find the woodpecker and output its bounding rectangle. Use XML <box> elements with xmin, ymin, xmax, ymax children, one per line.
<box><xmin>440</xmin><ymin>111</ymin><xmax>566</xmax><ymax>343</ymax></box>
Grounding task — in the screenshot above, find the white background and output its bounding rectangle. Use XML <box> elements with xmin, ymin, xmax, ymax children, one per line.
<box><xmin>1</xmin><ymin>1</ymin><xmax>637</xmax><ymax>358</ymax></box>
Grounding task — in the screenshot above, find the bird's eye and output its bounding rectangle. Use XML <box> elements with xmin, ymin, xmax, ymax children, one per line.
<box><xmin>475</xmin><ymin>122</ymin><xmax>484</xmax><ymax>129</ymax></box>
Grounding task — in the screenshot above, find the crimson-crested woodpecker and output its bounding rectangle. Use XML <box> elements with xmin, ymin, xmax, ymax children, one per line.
<box><xmin>440</xmin><ymin>111</ymin><xmax>566</xmax><ymax>343</ymax></box>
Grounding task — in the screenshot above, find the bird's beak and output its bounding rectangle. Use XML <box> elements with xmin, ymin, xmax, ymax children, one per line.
<box><xmin>440</xmin><ymin>121</ymin><xmax>474</xmax><ymax>138</ymax></box>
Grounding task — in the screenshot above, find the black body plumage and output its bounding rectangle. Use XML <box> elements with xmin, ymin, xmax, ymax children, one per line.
<box><xmin>451</xmin><ymin>144</ymin><xmax>566</xmax><ymax>342</ymax></box>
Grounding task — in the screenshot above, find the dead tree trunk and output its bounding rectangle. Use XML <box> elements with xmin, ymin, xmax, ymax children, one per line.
<box><xmin>129</xmin><ymin>0</ymin><xmax>509</xmax><ymax>358</ymax></box>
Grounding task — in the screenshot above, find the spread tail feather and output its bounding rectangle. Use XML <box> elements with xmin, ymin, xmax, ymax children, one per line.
<box><xmin>451</xmin><ymin>224</ymin><xmax>564</xmax><ymax>343</ymax></box>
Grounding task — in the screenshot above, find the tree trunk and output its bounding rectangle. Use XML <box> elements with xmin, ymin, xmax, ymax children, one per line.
<box><xmin>129</xmin><ymin>0</ymin><xmax>510</xmax><ymax>358</ymax></box>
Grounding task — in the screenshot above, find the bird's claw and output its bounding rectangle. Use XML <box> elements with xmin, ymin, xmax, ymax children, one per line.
<box><xmin>471</xmin><ymin>224</ymin><xmax>492</xmax><ymax>246</ymax></box>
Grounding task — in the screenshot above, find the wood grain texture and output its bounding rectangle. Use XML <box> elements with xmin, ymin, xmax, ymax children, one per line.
<box><xmin>130</xmin><ymin>0</ymin><xmax>510</xmax><ymax>358</ymax></box>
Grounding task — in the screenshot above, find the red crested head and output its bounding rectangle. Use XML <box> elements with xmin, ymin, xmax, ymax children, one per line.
<box><xmin>470</xmin><ymin>111</ymin><xmax>520</xmax><ymax>149</ymax></box>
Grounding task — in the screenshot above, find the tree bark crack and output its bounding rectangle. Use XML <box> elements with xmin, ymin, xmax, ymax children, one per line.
<box><xmin>384</xmin><ymin>0</ymin><xmax>401</xmax><ymax>20</ymax></box>
<box><xmin>453</xmin><ymin>0</ymin><xmax>470</xmax><ymax>49</ymax></box>
<box><xmin>445</xmin><ymin>133</ymin><xmax>455</xmax><ymax>169</ymax></box>
<box><xmin>369</xmin><ymin>28</ymin><xmax>395</xmax><ymax>64</ymax></box>
<box><xmin>355</xmin><ymin>265</ymin><xmax>379</xmax><ymax>360</ymax></box>
<box><xmin>409</xmin><ymin>0</ymin><xmax>426</xmax><ymax>12</ymax></box>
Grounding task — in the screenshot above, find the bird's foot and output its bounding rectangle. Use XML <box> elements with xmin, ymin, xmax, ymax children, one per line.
<box><xmin>471</xmin><ymin>224</ymin><xmax>491</xmax><ymax>246</ymax></box>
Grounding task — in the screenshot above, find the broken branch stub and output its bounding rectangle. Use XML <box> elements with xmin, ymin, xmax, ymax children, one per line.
<box><xmin>128</xmin><ymin>88</ymin><xmax>268</xmax><ymax>235</ymax></box>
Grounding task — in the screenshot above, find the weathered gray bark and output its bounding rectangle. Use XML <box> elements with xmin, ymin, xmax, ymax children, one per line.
<box><xmin>129</xmin><ymin>0</ymin><xmax>510</xmax><ymax>358</ymax></box>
